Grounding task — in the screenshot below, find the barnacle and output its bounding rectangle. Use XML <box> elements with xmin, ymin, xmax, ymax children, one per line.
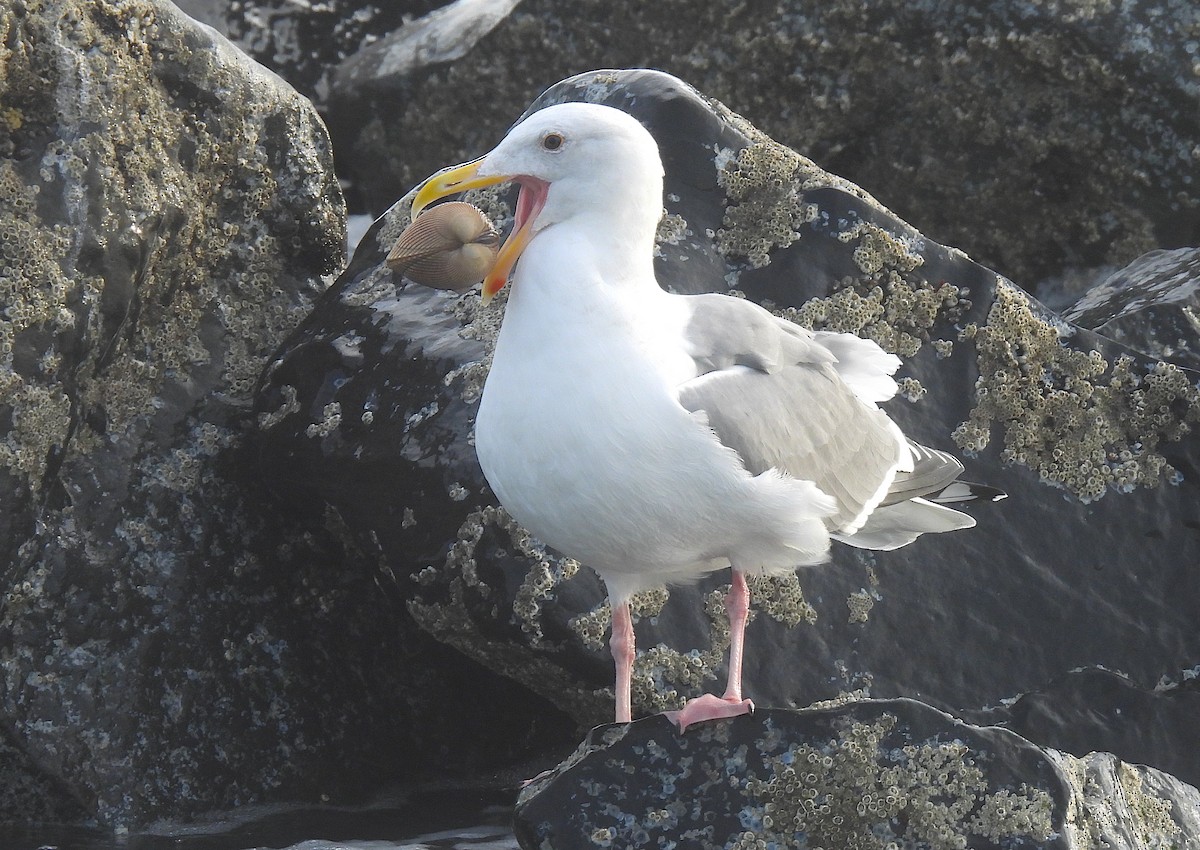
<box><xmin>955</xmin><ymin>281</ymin><xmax>1200</xmax><ymax>501</ymax></box>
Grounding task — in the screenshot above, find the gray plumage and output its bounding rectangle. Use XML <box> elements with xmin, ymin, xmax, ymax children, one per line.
<box><xmin>677</xmin><ymin>294</ymin><xmax>978</xmax><ymax>548</ymax></box>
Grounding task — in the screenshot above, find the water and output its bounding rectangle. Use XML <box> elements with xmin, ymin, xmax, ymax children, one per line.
<box><xmin>0</xmin><ymin>786</ymin><xmax>520</xmax><ymax>850</ymax></box>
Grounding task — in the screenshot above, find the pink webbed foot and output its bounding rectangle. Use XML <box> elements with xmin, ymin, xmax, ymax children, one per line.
<box><xmin>664</xmin><ymin>694</ymin><xmax>754</xmax><ymax>733</ymax></box>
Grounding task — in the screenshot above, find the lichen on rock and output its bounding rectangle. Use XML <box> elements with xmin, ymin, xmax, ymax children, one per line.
<box><xmin>0</xmin><ymin>0</ymin><xmax>355</xmax><ymax>827</ymax></box>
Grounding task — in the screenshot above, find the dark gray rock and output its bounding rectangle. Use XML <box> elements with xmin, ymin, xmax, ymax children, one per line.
<box><xmin>172</xmin><ymin>0</ymin><xmax>230</xmax><ymax>32</ymax></box>
<box><xmin>316</xmin><ymin>0</ymin><xmax>1200</xmax><ymax>291</ymax></box>
<box><xmin>965</xmin><ymin>667</ymin><xmax>1200</xmax><ymax>791</ymax></box>
<box><xmin>514</xmin><ymin>701</ymin><xmax>1199</xmax><ymax>850</ymax></box>
<box><xmin>515</xmin><ymin>701</ymin><xmax>1038</xmax><ymax>849</ymax></box>
<box><xmin>1063</xmin><ymin>247</ymin><xmax>1200</xmax><ymax>370</ymax></box>
<box><xmin>255</xmin><ymin>67</ymin><xmax>1200</xmax><ymax>798</ymax></box>
<box><xmin>0</xmin><ymin>0</ymin><xmax>571</xmax><ymax>830</ymax></box>
<box><xmin>216</xmin><ymin>0</ymin><xmax>448</xmax><ymax>104</ymax></box>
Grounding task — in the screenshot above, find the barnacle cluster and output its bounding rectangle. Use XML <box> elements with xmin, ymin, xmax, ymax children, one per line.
<box><xmin>715</xmin><ymin>141</ymin><xmax>820</xmax><ymax>268</ymax></box>
<box><xmin>514</xmin><ymin>553</ymin><xmax>580</xmax><ymax>645</ymax></box>
<box><xmin>953</xmin><ymin>281</ymin><xmax>1200</xmax><ymax>501</ymax></box>
<box><xmin>256</xmin><ymin>384</ymin><xmax>300</xmax><ymax>430</ymax></box>
<box><xmin>739</xmin><ymin>714</ymin><xmax>1055</xmax><ymax>849</ymax></box>
<box><xmin>304</xmin><ymin>402</ymin><xmax>342</xmax><ymax>439</ymax></box>
<box><xmin>746</xmin><ymin>573</ymin><xmax>817</xmax><ymax>628</ymax></box>
<box><xmin>785</xmin><ymin>272</ymin><xmax>968</xmax><ymax>360</ymax></box>
<box><xmin>0</xmin><ymin>162</ymin><xmax>86</xmax><ymax>493</ymax></box>
<box><xmin>841</xmin><ymin>220</ymin><xmax>923</xmax><ymax>275</ymax></box>
<box><xmin>654</xmin><ymin>211</ymin><xmax>689</xmax><ymax>250</ymax></box>
<box><xmin>710</xmin><ymin>128</ymin><xmax>969</xmax><ymax>366</ymax></box>
<box><xmin>847</xmin><ymin>589</ymin><xmax>875</xmax><ymax>624</ymax></box>
<box><xmin>1053</xmin><ymin>751</ymin><xmax>1182</xmax><ymax>849</ymax></box>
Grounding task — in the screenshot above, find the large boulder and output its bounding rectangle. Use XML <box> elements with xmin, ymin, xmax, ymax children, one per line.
<box><xmin>0</xmin><ymin>0</ymin><xmax>570</xmax><ymax>830</ymax></box>
<box><xmin>255</xmin><ymin>67</ymin><xmax>1200</xmax><ymax>800</ymax></box>
<box><xmin>308</xmin><ymin>0</ymin><xmax>1200</xmax><ymax>291</ymax></box>
<box><xmin>214</xmin><ymin>0</ymin><xmax>446</xmax><ymax>104</ymax></box>
<box><xmin>514</xmin><ymin>701</ymin><xmax>1200</xmax><ymax>849</ymax></box>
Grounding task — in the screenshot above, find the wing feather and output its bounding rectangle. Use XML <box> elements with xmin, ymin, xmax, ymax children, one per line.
<box><xmin>678</xmin><ymin>295</ymin><xmax>905</xmax><ymax>533</ymax></box>
<box><xmin>882</xmin><ymin>441</ymin><xmax>966</xmax><ymax>505</ymax></box>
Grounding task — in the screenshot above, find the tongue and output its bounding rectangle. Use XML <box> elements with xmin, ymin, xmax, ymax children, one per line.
<box><xmin>482</xmin><ymin>178</ymin><xmax>549</xmax><ymax>301</ymax></box>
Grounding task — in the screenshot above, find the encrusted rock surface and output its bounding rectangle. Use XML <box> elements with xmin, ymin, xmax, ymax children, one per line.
<box><xmin>1048</xmin><ymin>749</ymin><xmax>1200</xmax><ymax>850</ymax></box>
<box><xmin>0</xmin><ymin>0</ymin><xmax>571</xmax><ymax>830</ymax></box>
<box><xmin>304</xmin><ymin>0</ymin><xmax>1200</xmax><ymax>289</ymax></box>
<box><xmin>516</xmin><ymin>701</ymin><xmax>1200</xmax><ymax>845</ymax></box>
<box><xmin>514</xmin><ymin>700</ymin><xmax>1197</xmax><ymax>850</ymax></box>
<box><xmin>256</xmin><ymin>66</ymin><xmax>1200</xmax><ymax>799</ymax></box>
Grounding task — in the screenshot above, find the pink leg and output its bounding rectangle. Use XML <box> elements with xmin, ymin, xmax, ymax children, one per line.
<box><xmin>721</xmin><ymin>569</ymin><xmax>750</xmax><ymax>702</ymax></box>
<box><xmin>665</xmin><ymin>569</ymin><xmax>755</xmax><ymax>732</ymax></box>
<box><xmin>611</xmin><ymin>600</ymin><xmax>634</xmax><ymax>723</ymax></box>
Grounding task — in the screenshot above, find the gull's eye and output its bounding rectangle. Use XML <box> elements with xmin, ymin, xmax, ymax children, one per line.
<box><xmin>541</xmin><ymin>132</ymin><xmax>565</xmax><ymax>152</ymax></box>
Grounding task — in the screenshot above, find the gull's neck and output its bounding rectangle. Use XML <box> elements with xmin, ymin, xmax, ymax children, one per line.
<box><xmin>524</xmin><ymin>179</ymin><xmax>663</xmax><ymax>294</ymax></box>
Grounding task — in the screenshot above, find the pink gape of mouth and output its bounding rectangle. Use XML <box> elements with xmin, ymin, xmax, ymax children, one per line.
<box><xmin>482</xmin><ymin>177</ymin><xmax>550</xmax><ymax>301</ymax></box>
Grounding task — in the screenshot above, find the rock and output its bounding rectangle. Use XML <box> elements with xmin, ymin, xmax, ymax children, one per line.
<box><xmin>513</xmin><ymin>701</ymin><xmax>1200</xmax><ymax>849</ymax></box>
<box><xmin>513</xmin><ymin>699</ymin><xmax>1196</xmax><ymax>850</ymax></box>
<box><xmin>1047</xmin><ymin>749</ymin><xmax>1200</xmax><ymax>850</ymax></box>
<box><xmin>1062</xmin><ymin>247</ymin><xmax>1200</xmax><ymax>370</ymax></box>
<box><xmin>314</xmin><ymin>0</ymin><xmax>1200</xmax><ymax>291</ymax></box>
<box><xmin>0</xmin><ymin>0</ymin><xmax>572</xmax><ymax>830</ymax></box>
<box><xmin>214</xmin><ymin>0</ymin><xmax>448</xmax><ymax>104</ymax></box>
<box><xmin>332</xmin><ymin>0</ymin><xmax>521</xmax><ymax>101</ymax></box>
<box><xmin>255</xmin><ymin>66</ymin><xmax>1200</xmax><ymax>796</ymax></box>
<box><xmin>965</xmin><ymin>667</ymin><xmax>1200</xmax><ymax>791</ymax></box>
<box><xmin>172</xmin><ymin>0</ymin><xmax>231</xmax><ymax>32</ymax></box>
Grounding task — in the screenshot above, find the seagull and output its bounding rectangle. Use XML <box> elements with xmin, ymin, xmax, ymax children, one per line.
<box><xmin>409</xmin><ymin>102</ymin><xmax>998</xmax><ymax>731</ymax></box>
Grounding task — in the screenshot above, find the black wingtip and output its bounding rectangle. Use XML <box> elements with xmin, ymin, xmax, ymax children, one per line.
<box><xmin>929</xmin><ymin>481</ymin><xmax>1008</xmax><ymax>504</ymax></box>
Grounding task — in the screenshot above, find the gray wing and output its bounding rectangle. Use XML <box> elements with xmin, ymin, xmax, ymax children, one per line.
<box><xmin>677</xmin><ymin>294</ymin><xmax>904</xmax><ymax>532</ymax></box>
<box><xmin>882</xmin><ymin>441</ymin><xmax>965</xmax><ymax>506</ymax></box>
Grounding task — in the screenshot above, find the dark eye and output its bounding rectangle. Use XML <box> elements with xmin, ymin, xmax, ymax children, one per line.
<box><xmin>541</xmin><ymin>132</ymin><xmax>565</xmax><ymax>151</ymax></box>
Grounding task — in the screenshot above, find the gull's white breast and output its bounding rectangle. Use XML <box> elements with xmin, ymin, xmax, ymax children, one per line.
<box><xmin>473</xmin><ymin>227</ymin><xmax>834</xmax><ymax>599</ymax></box>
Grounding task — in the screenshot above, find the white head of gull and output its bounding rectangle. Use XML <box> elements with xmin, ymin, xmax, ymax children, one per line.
<box><xmin>411</xmin><ymin>102</ymin><xmax>998</xmax><ymax>731</ymax></box>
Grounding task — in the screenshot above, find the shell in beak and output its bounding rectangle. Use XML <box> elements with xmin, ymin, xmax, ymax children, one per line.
<box><xmin>409</xmin><ymin>158</ymin><xmax>549</xmax><ymax>303</ymax></box>
<box><xmin>387</xmin><ymin>202</ymin><xmax>499</xmax><ymax>292</ymax></box>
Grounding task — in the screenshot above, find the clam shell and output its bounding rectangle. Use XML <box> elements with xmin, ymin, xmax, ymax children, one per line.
<box><xmin>387</xmin><ymin>201</ymin><xmax>500</xmax><ymax>292</ymax></box>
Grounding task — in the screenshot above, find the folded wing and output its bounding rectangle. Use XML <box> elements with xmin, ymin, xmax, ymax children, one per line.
<box><xmin>677</xmin><ymin>294</ymin><xmax>983</xmax><ymax>548</ymax></box>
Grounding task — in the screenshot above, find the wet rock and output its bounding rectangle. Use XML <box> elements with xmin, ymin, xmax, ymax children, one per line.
<box><xmin>255</xmin><ymin>66</ymin><xmax>1200</xmax><ymax>796</ymax></box>
<box><xmin>0</xmin><ymin>0</ymin><xmax>571</xmax><ymax>831</ymax></box>
<box><xmin>0</xmin><ymin>0</ymin><xmax>337</xmax><ymax>827</ymax></box>
<box><xmin>1063</xmin><ymin>247</ymin><xmax>1200</xmax><ymax>370</ymax></box>
<box><xmin>312</xmin><ymin>0</ymin><xmax>1200</xmax><ymax>291</ymax></box>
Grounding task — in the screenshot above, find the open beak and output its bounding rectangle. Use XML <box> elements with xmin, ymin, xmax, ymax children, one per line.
<box><xmin>410</xmin><ymin>158</ymin><xmax>546</xmax><ymax>304</ymax></box>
